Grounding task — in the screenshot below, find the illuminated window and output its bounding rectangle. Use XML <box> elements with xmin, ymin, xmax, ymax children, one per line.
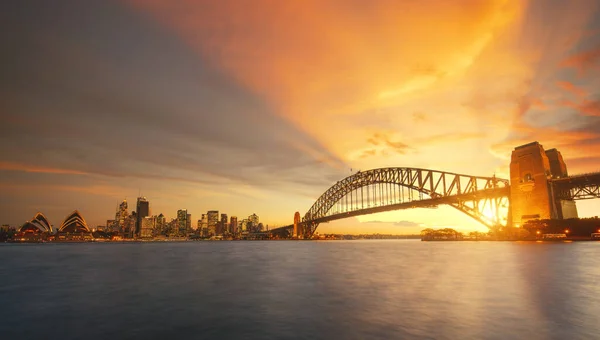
<box><xmin>523</xmin><ymin>173</ymin><xmax>533</xmax><ymax>182</ymax></box>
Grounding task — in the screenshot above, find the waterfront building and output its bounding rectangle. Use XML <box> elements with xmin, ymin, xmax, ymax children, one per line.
<box><xmin>240</xmin><ymin>219</ymin><xmax>248</xmax><ymax>232</ymax></box>
<box><xmin>16</xmin><ymin>212</ymin><xmax>53</xmax><ymax>241</ymax></box>
<box><xmin>186</xmin><ymin>213</ymin><xmax>192</xmax><ymax>232</ymax></box>
<box><xmin>115</xmin><ymin>199</ymin><xmax>128</xmax><ymax>233</ymax></box>
<box><xmin>125</xmin><ymin>212</ymin><xmax>136</xmax><ymax>238</ymax></box>
<box><xmin>207</xmin><ymin>211</ymin><xmax>218</xmax><ymax>236</ymax></box>
<box><xmin>136</xmin><ymin>197</ymin><xmax>150</xmax><ymax>237</ymax></box>
<box><xmin>200</xmin><ymin>214</ymin><xmax>208</xmax><ymax>237</ymax></box>
<box><xmin>155</xmin><ymin>213</ymin><xmax>166</xmax><ymax>235</ymax></box>
<box><xmin>249</xmin><ymin>213</ymin><xmax>259</xmax><ymax>226</ymax></box>
<box><xmin>220</xmin><ymin>213</ymin><xmax>228</xmax><ymax>235</ymax></box>
<box><xmin>57</xmin><ymin>210</ymin><xmax>92</xmax><ymax>240</ymax></box>
<box><xmin>106</xmin><ymin>219</ymin><xmax>115</xmax><ymax>231</ymax></box>
<box><xmin>141</xmin><ymin>216</ymin><xmax>155</xmax><ymax>238</ymax></box>
<box><xmin>177</xmin><ymin>209</ymin><xmax>188</xmax><ymax>237</ymax></box>
<box><xmin>230</xmin><ymin>216</ymin><xmax>238</xmax><ymax>234</ymax></box>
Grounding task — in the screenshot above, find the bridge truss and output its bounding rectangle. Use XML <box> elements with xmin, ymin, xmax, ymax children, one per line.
<box><xmin>300</xmin><ymin>167</ymin><xmax>510</xmax><ymax>237</ymax></box>
<box><xmin>552</xmin><ymin>172</ymin><xmax>600</xmax><ymax>200</ymax></box>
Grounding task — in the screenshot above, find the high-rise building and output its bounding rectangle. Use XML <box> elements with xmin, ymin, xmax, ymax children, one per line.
<box><xmin>230</xmin><ymin>216</ymin><xmax>238</xmax><ymax>235</ymax></box>
<box><xmin>136</xmin><ymin>197</ymin><xmax>150</xmax><ymax>237</ymax></box>
<box><xmin>155</xmin><ymin>213</ymin><xmax>166</xmax><ymax>235</ymax></box>
<box><xmin>115</xmin><ymin>199</ymin><xmax>128</xmax><ymax>233</ymax></box>
<box><xmin>207</xmin><ymin>211</ymin><xmax>219</xmax><ymax>236</ymax></box>
<box><xmin>248</xmin><ymin>213</ymin><xmax>259</xmax><ymax>232</ymax></box>
<box><xmin>240</xmin><ymin>219</ymin><xmax>248</xmax><ymax>232</ymax></box>
<box><xmin>248</xmin><ymin>213</ymin><xmax>259</xmax><ymax>226</ymax></box>
<box><xmin>106</xmin><ymin>220</ymin><xmax>115</xmax><ymax>230</ymax></box>
<box><xmin>177</xmin><ymin>209</ymin><xmax>188</xmax><ymax>237</ymax></box>
<box><xmin>186</xmin><ymin>213</ymin><xmax>192</xmax><ymax>232</ymax></box>
<box><xmin>141</xmin><ymin>216</ymin><xmax>155</xmax><ymax>238</ymax></box>
<box><xmin>220</xmin><ymin>213</ymin><xmax>228</xmax><ymax>235</ymax></box>
<box><xmin>126</xmin><ymin>212</ymin><xmax>136</xmax><ymax>238</ymax></box>
<box><xmin>200</xmin><ymin>214</ymin><xmax>208</xmax><ymax>237</ymax></box>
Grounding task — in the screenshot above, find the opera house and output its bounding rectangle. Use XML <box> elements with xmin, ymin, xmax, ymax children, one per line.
<box><xmin>16</xmin><ymin>210</ymin><xmax>93</xmax><ymax>241</ymax></box>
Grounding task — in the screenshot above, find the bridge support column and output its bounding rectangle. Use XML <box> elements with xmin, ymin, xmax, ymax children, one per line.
<box><xmin>509</xmin><ymin>142</ymin><xmax>577</xmax><ymax>227</ymax></box>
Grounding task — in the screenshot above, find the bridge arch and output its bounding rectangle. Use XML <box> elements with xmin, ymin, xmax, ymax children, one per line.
<box><xmin>302</xmin><ymin>167</ymin><xmax>510</xmax><ymax>237</ymax></box>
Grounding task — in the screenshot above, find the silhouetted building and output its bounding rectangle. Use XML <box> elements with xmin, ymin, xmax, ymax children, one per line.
<box><xmin>207</xmin><ymin>211</ymin><xmax>218</xmax><ymax>236</ymax></box>
<box><xmin>177</xmin><ymin>209</ymin><xmax>188</xmax><ymax>237</ymax></box>
<box><xmin>141</xmin><ymin>216</ymin><xmax>155</xmax><ymax>238</ymax></box>
<box><xmin>220</xmin><ymin>213</ymin><xmax>228</xmax><ymax>235</ymax></box>
<box><xmin>125</xmin><ymin>212</ymin><xmax>136</xmax><ymax>238</ymax></box>
<box><xmin>18</xmin><ymin>212</ymin><xmax>53</xmax><ymax>236</ymax></box>
<box><xmin>155</xmin><ymin>213</ymin><xmax>166</xmax><ymax>235</ymax></box>
<box><xmin>230</xmin><ymin>216</ymin><xmax>238</xmax><ymax>234</ymax></box>
<box><xmin>115</xmin><ymin>199</ymin><xmax>128</xmax><ymax>233</ymax></box>
<box><xmin>136</xmin><ymin>197</ymin><xmax>149</xmax><ymax>237</ymax></box>
<box><xmin>200</xmin><ymin>214</ymin><xmax>208</xmax><ymax>236</ymax></box>
<box><xmin>58</xmin><ymin>210</ymin><xmax>91</xmax><ymax>233</ymax></box>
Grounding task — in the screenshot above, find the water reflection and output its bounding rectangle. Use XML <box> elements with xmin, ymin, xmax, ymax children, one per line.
<box><xmin>0</xmin><ymin>241</ymin><xmax>599</xmax><ymax>339</ymax></box>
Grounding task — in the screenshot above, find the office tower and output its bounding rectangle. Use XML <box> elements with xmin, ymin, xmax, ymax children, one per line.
<box><xmin>115</xmin><ymin>199</ymin><xmax>128</xmax><ymax>232</ymax></box>
<box><xmin>200</xmin><ymin>214</ymin><xmax>208</xmax><ymax>237</ymax></box>
<box><xmin>155</xmin><ymin>213</ymin><xmax>166</xmax><ymax>235</ymax></box>
<box><xmin>230</xmin><ymin>216</ymin><xmax>238</xmax><ymax>235</ymax></box>
<box><xmin>177</xmin><ymin>209</ymin><xmax>188</xmax><ymax>237</ymax></box>
<box><xmin>136</xmin><ymin>197</ymin><xmax>149</xmax><ymax>237</ymax></box>
<box><xmin>248</xmin><ymin>213</ymin><xmax>259</xmax><ymax>232</ymax></box>
<box><xmin>207</xmin><ymin>211</ymin><xmax>218</xmax><ymax>236</ymax></box>
<box><xmin>220</xmin><ymin>214</ymin><xmax>228</xmax><ymax>235</ymax></box>
<box><xmin>141</xmin><ymin>216</ymin><xmax>156</xmax><ymax>238</ymax></box>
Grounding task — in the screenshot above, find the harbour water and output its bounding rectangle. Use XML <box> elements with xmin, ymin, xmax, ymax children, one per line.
<box><xmin>1</xmin><ymin>240</ymin><xmax>599</xmax><ymax>339</ymax></box>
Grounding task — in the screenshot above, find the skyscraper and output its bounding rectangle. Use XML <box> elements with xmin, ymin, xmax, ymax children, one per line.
<box><xmin>200</xmin><ymin>214</ymin><xmax>208</xmax><ymax>237</ymax></box>
<box><xmin>141</xmin><ymin>216</ymin><xmax>155</xmax><ymax>238</ymax></box>
<box><xmin>115</xmin><ymin>199</ymin><xmax>128</xmax><ymax>233</ymax></box>
<box><xmin>207</xmin><ymin>211</ymin><xmax>218</xmax><ymax>236</ymax></box>
<box><xmin>248</xmin><ymin>213</ymin><xmax>259</xmax><ymax>232</ymax></box>
<box><xmin>155</xmin><ymin>213</ymin><xmax>166</xmax><ymax>235</ymax></box>
<box><xmin>135</xmin><ymin>197</ymin><xmax>149</xmax><ymax>237</ymax></box>
<box><xmin>177</xmin><ymin>209</ymin><xmax>188</xmax><ymax>237</ymax></box>
<box><xmin>219</xmin><ymin>213</ymin><xmax>227</xmax><ymax>235</ymax></box>
<box><xmin>230</xmin><ymin>216</ymin><xmax>238</xmax><ymax>235</ymax></box>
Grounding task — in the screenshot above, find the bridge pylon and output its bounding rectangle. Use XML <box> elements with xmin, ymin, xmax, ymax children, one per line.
<box><xmin>293</xmin><ymin>212</ymin><xmax>301</xmax><ymax>238</ymax></box>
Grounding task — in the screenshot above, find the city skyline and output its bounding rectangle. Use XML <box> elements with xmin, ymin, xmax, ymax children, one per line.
<box><xmin>2</xmin><ymin>1</ymin><xmax>600</xmax><ymax>233</ymax></box>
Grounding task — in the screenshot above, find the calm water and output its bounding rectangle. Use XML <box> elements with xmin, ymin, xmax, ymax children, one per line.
<box><xmin>1</xmin><ymin>240</ymin><xmax>599</xmax><ymax>339</ymax></box>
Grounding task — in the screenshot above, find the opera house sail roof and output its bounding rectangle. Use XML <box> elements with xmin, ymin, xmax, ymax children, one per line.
<box><xmin>58</xmin><ymin>210</ymin><xmax>91</xmax><ymax>233</ymax></box>
<box><xmin>19</xmin><ymin>212</ymin><xmax>52</xmax><ymax>233</ymax></box>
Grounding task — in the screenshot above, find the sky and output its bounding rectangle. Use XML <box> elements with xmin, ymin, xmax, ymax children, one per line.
<box><xmin>1</xmin><ymin>0</ymin><xmax>600</xmax><ymax>234</ymax></box>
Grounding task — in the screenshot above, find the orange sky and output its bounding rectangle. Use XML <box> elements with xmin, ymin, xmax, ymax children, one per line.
<box><xmin>2</xmin><ymin>0</ymin><xmax>600</xmax><ymax>233</ymax></box>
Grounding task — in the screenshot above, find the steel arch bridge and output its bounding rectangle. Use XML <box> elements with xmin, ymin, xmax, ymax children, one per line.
<box><xmin>293</xmin><ymin>167</ymin><xmax>510</xmax><ymax>238</ymax></box>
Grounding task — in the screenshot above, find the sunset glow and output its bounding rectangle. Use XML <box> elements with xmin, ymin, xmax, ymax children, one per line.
<box><xmin>2</xmin><ymin>0</ymin><xmax>600</xmax><ymax>233</ymax></box>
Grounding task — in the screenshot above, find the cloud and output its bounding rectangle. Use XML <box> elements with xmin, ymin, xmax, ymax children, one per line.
<box><xmin>556</xmin><ymin>81</ymin><xmax>587</xmax><ymax>98</ymax></box>
<box><xmin>561</xmin><ymin>45</ymin><xmax>600</xmax><ymax>73</ymax></box>
<box><xmin>0</xmin><ymin>162</ymin><xmax>89</xmax><ymax>175</ymax></box>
